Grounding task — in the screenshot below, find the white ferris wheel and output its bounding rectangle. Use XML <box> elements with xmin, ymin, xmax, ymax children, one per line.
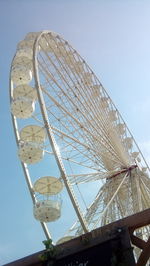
<box><xmin>10</xmin><ymin>31</ymin><xmax>150</xmax><ymax>245</ymax></box>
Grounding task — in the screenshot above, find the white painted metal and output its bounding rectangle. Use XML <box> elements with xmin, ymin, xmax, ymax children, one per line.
<box><xmin>33</xmin><ymin>32</ymin><xmax>89</xmax><ymax>233</ymax></box>
<box><xmin>12</xmin><ymin>56</ymin><xmax>33</xmax><ymax>70</ymax></box>
<box><xmin>18</xmin><ymin>142</ymin><xmax>44</xmax><ymax>164</ymax></box>
<box><xmin>33</xmin><ymin>176</ymin><xmax>63</xmax><ymax>195</ymax></box>
<box><xmin>20</xmin><ymin>125</ymin><xmax>46</xmax><ymax>143</ymax></box>
<box><xmin>13</xmin><ymin>85</ymin><xmax>37</xmax><ymax>101</ymax></box>
<box><xmin>16</xmin><ymin>47</ymin><xmax>33</xmax><ymax>60</ymax></box>
<box><xmin>116</xmin><ymin>123</ymin><xmax>126</xmax><ymax>135</ymax></box>
<box><xmin>17</xmin><ymin>39</ymin><xmax>35</xmax><ymax>49</ymax></box>
<box><xmin>9</xmin><ymin>78</ymin><xmax>51</xmax><ymax>239</ymax></box>
<box><xmin>10</xmin><ymin>30</ymin><xmax>150</xmax><ymax>245</ymax></box>
<box><xmin>11</xmin><ymin>97</ymin><xmax>35</xmax><ymax>118</ymax></box>
<box><xmin>131</xmin><ymin>151</ymin><xmax>139</xmax><ymax>158</ymax></box>
<box><xmin>11</xmin><ymin>65</ymin><xmax>32</xmax><ymax>86</ymax></box>
<box><xmin>34</xmin><ymin>200</ymin><xmax>61</xmax><ymax>222</ymax></box>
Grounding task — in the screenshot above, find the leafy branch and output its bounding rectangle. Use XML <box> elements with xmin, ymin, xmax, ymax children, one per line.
<box><xmin>39</xmin><ymin>239</ymin><xmax>58</xmax><ymax>265</ymax></box>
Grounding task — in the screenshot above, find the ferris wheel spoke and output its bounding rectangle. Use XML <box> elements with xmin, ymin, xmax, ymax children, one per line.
<box><xmin>31</xmin><ymin>114</ymin><xmax>45</xmax><ymax>126</ymax></box>
<box><xmin>69</xmin><ymin>171</ymin><xmax>130</xmax><ymax>235</ymax></box>
<box><xmin>38</xmin><ymin>56</ymin><xmax>134</xmax><ymax>170</ymax></box>
<box><xmin>141</xmin><ymin>174</ymin><xmax>150</xmax><ymax>191</ymax></box>
<box><xmin>74</xmin><ymin>190</ymin><xmax>106</xmax><ymax>235</ymax></box>
<box><xmin>44</xmin><ymin>148</ymin><xmax>104</xmax><ymax>171</ymax></box>
<box><xmin>68</xmin><ymin>172</ymin><xmax>106</xmax><ymax>185</ymax></box>
<box><xmin>140</xmin><ymin>178</ymin><xmax>150</xmax><ymax>205</ymax></box>
<box><xmin>42</xmin><ymin>96</ymin><xmax>118</xmax><ymax>161</ymax></box>
<box><xmin>68</xmin><ymin>169</ymin><xmax>130</xmax><ymax>185</ymax></box>
<box><xmin>140</xmin><ymin>186</ymin><xmax>150</xmax><ymax>209</ymax></box>
<box><xmin>52</xmin><ymin>133</ymin><xmax>105</xmax><ymax>169</ymax></box>
<box><xmin>63</xmin><ymin>157</ymin><xmax>101</xmax><ymax>171</ymax></box>
<box><xmin>42</xmin><ymin>88</ymin><xmax>131</xmax><ymax>169</ymax></box>
<box><xmin>91</xmin><ymin>172</ymin><xmax>128</xmax><ymax>229</ymax></box>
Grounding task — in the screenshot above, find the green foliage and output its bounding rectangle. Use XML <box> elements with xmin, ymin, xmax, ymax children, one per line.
<box><xmin>81</xmin><ymin>236</ymin><xmax>90</xmax><ymax>245</ymax></box>
<box><xmin>81</xmin><ymin>235</ymin><xmax>91</xmax><ymax>246</ymax></box>
<box><xmin>39</xmin><ymin>239</ymin><xmax>58</xmax><ymax>265</ymax></box>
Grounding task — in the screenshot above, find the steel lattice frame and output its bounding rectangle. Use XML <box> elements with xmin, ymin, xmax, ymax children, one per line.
<box><xmin>10</xmin><ymin>31</ymin><xmax>150</xmax><ymax>246</ymax></box>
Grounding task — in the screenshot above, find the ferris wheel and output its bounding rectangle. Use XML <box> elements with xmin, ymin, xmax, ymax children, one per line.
<box><xmin>10</xmin><ymin>31</ymin><xmax>150</xmax><ymax>245</ymax></box>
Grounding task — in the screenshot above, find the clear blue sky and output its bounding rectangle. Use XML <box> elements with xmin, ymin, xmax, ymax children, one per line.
<box><xmin>1</xmin><ymin>0</ymin><xmax>150</xmax><ymax>264</ymax></box>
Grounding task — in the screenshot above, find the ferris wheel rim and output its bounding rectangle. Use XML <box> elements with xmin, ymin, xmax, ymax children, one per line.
<box><xmin>32</xmin><ymin>31</ymin><xmax>89</xmax><ymax>233</ymax></box>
